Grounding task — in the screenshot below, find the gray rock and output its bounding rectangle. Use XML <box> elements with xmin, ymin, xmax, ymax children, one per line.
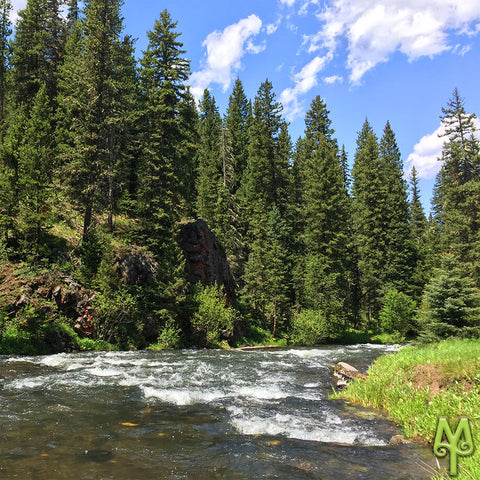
<box><xmin>178</xmin><ymin>219</ymin><xmax>235</xmax><ymax>301</ymax></box>
<box><xmin>117</xmin><ymin>251</ymin><xmax>158</xmax><ymax>286</ymax></box>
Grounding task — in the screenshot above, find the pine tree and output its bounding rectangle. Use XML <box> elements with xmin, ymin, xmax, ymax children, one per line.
<box><xmin>378</xmin><ymin>121</ymin><xmax>415</xmax><ymax>295</ymax></box>
<box><xmin>138</xmin><ymin>9</ymin><xmax>193</xmax><ymax>229</ymax></box>
<box><xmin>294</xmin><ymin>96</ymin><xmax>351</xmax><ymax>322</ymax></box>
<box><xmin>56</xmin><ymin>0</ymin><xmax>132</xmax><ymax>240</ymax></box>
<box><xmin>241</xmin><ymin>79</ymin><xmax>292</xmax><ymax>327</ymax></box>
<box><xmin>16</xmin><ymin>84</ymin><xmax>54</xmax><ymax>254</ymax></box>
<box><xmin>433</xmin><ymin>90</ymin><xmax>480</xmax><ymax>281</ymax></box>
<box><xmin>0</xmin><ymin>0</ymin><xmax>11</xmax><ymax>129</ymax></box>
<box><xmin>225</xmin><ymin>78</ymin><xmax>251</xmax><ymax>193</ymax></box>
<box><xmin>351</xmin><ymin>119</ymin><xmax>384</xmax><ymax>324</ymax></box>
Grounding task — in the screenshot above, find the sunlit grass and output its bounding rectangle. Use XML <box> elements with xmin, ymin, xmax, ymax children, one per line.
<box><xmin>332</xmin><ymin>339</ymin><xmax>480</xmax><ymax>480</ymax></box>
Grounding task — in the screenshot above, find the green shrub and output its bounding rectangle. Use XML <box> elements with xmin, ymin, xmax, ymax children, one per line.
<box><xmin>91</xmin><ymin>287</ymin><xmax>139</xmax><ymax>345</ymax></box>
<box><xmin>149</xmin><ymin>322</ymin><xmax>182</xmax><ymax>350</ymax></box>
<box><xmin>0</xmin><ymin>323</ymin><xmax>39</xmax><ymax>355</ymax></box>
<box><xmin>191</xmin><ymin>283</ymin><xmax>235</xmax><ymax>348</ymax></box>
<box><xmin>290</xmin><ymin>308</ymin><xmax>341</xmax><ymax>346</ymax></box>
<box><xmin>379</xmin><ymin>289</ymin><xmax>417</xmax><ymax>337</ymax></box>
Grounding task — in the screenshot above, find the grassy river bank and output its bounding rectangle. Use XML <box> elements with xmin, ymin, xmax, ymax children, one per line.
<box><xmin>332</xmin><ymin>339</ymin><xmax>480</xmax><ymax>479</ymax></box>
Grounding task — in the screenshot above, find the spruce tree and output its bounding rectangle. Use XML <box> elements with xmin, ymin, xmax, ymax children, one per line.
<box><xmin>136</xmin><ymin>10</ymin><xmax>193</xmax><ymax>328</ymax></box>
<box><xmin>409</xmin><ymin>166</ymin><xmax>428</xmax><ymax>244</ymax></box>
<box><xmin>225</xmin><ymin>78</ymin><xmax>251</xmax><ymax>193</ymax></box>
<box><xmin>56</xmin><ymin>0</ymin><xmax>133</xmax><ymax>240</ymax></box>
<box><xmin>294</xmin><ymin>96</ymin><xmax>350</xmax><ymax>322</ymax></box>
<box><xmin>138</xmin><ymin>9</ymin><xmax>193</xmax><ymax>228</ymax></box>
<box><xmin>11</xmin><ymin>0</ymin><xmax>64</xmax><ymax>108</ymax></box>
<box><xmin>196</xmin><ymin>89</ymin><xmax>223</xmax><ymax>228</ymax></box>
<box><xmin>16</xmin><ymin>84</ymin><xmax>54</xmax><ymax>254</ymax></box>
<box><xmin>0</xmin><ymin>0</ymin><xmax>11</xmax><ymax>128</ymax></box>
<box><xmin>351</xmin><ymin>119</ymin><xmax>384</xmax><ymax>324</ymax></box>
<box><xmin>433</xmin><ymin>90</ymin><xmax>480</xmax><ymax>282</ymax></box>
<box><xmin>378</xmin><ymin>121</ymin><xmax>415</xmax><ymax>294</ymax></box>
<box><xmin>241</xmin><ymin>79</ymin><xmax>292</xmax><ymax>329</ymax></box>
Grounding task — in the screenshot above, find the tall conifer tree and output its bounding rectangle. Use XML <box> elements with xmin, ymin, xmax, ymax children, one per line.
<box><xmin>0</xmin><ymin>0</ymin><xmax>11</xmax><ymax>128</ymax></box>
<box><xmin>351</xmin><ymin>120</ymin><xmax>384</xmax><ymax>323</ymax></box>
<box><xmin>378</xmin><ymin>121</ymin><xmax>415</xmax><ymax>294</ymax></box>
<box><xmin>242</xmin><ymin>79</ymin><xmax>292</xmax><ymax>329</ymax></box>
<box><xmin>57</xmin><ymin>0</ymin><xmax>132</xmax><ymax>240</ymax></box>
<box><xmin>294</xmin><ymin>96</ymin><xmax>351</xmax><ymax>323</ymax></box>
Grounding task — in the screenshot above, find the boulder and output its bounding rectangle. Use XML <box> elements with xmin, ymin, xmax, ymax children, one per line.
<box><xmin>117</xmin><ymin>251</ymin><xmax>158</xmax><ymax>286</ymax></box>
<box><xmin>178</xmin><ymin>219</ymin><xmax>235</xmax><ymax>301</ymax></box>
<box><xmin>330</xmin><ymin>362</ymin><xmax>368</xmax><ymax>389</ymax></box>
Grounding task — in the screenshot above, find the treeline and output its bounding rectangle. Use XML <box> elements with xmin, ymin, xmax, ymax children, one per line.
<box><xmin>0</xmin><ymin>0</ymin><xmax>479</xmax><ymax>352</ymax></box>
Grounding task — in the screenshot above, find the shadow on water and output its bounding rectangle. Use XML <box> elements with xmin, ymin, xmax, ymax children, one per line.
<box><xmin>0</xmin><ymin>345</ymin><xmax>437</xmax><ymax>479</ymax></box>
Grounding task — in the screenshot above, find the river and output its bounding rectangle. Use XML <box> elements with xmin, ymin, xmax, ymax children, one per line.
<box><xmin>0</xmin><ymin>344</ymin><xmax>436</xmax><ymax>479</ymax></box>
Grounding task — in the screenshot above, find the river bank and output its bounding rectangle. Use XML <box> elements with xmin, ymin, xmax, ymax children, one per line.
<box><xmin>332</xmin><ymin>338</ymin><xmax>480</xmax><ymax>479</ymax></box>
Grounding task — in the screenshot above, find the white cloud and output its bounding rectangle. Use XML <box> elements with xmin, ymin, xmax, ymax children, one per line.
<box><xmin>189</xmin><ymin>14</ymin><xmax>263</xmax><ymax>100</ymax></box>
<box><xmin>406</xmin><ymin>124</ymin><xmax>446</xmax><ymax>179</ymax></box>
<box><xmin>406</xmin><ymin>118</ymin><xmax>480</xmax><ymax>179</ymax></box>
<box><xmin>10</xmin><ymin>0</ymin><xmax>27</xmax><ymax>23</ymax></box>
<box><xmin>308</xmin><ymin>0</ymin><xmax>480</xmax><ymax>83</ymax></box>
<box><xmin>324</xmin><ymin>74</ymin><xmax>343</xmax><ymax>84</ymax></box>
<box><xmin>280</xmin><ymin>54</ymin><xmax>331</xmax><ymax>120</ymax></box>
<box><xmin>280</xmin><ymin>0</ymin><xmax>297</xmax><ymax>6</ymax></box>
<box><xmin>266</xmin><ymin>17</ymin><xmax>282</xmax><ymax>35</ymax></box>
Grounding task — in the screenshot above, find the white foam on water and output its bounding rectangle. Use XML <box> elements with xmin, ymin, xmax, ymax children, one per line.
<box><xmin>87</xmin><ymin>367</ymin><xmax>124</xmax><ymax>378</ymax></box>
<box><xmin>38</xmin><ymin>354</ymin><xmax>72</xmax><ymax>367</ymax></box>
<box><xmin>7</xmin><ymin>376</ymin><xmax>49</xmax><ymax>390</ymax></box>
<box><xmin>234</xmin><ymin>385</ymin><xmax>288</xmax><ymax>400</ymax></box>
<box><xmin>141</xmin><ymin>386</ymin><xmax>226</xmax><ymax>405</ymax></box>
<box><xmin>304</xmin><ymin>382</ymin><xmax>320</xmax><ymax>388</ymax></box>
<box><xmin>229</xmin><ymin>413</ymin><xmax>387</xmax><ymax>445</ymax></box>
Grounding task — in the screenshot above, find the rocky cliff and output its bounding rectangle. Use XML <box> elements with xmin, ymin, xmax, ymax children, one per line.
<box><xmin>178</xmin><ymin>219</ymin><xmax>236</xmax><ymax>301</ymax></box>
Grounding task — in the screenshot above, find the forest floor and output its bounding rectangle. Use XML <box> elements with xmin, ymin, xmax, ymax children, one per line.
<box><xmin>332</xmin><ymin>338</ymin><xmax>480</xmax><ymax>479</ymax></box>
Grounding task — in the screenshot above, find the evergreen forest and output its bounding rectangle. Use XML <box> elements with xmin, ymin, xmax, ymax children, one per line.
<box><xmin>1</xmin><ymin>0</ymin><xmax>480</xmax><ymax>354</ymax></box>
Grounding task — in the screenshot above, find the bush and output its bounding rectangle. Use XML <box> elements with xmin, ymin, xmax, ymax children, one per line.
<box><xmin>0</xmin><ymin>323</ymin><xmax>42</xmax><ymax>355</ymax></box>
<box><xmin>91</xmin><ymin>287</ymin><xmax>139</xmax><ymax>345</ymax></box>
<box><xmin>149</xmin><ymin>322</ymin><xmax>183</xmax><ymax>350</ymax></box>
<box><xmin>379</xmin><ymin>289</ymin><xmax>417</xmax><ymax>338</ymax></box>
<box><xmin>191</xmin><ymin>283</ymin><xmax>235</xmax><ymax>348</ymax></box>
<box><xmin>290</xmin><ymin>309</ymin><xmax>341</xmax><ymax>346</ymax></box>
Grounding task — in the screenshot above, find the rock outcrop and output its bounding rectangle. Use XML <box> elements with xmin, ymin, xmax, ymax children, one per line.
<box><xmin>178</xmin><ymin>219</ymin><xmax>235</xmax><ymax>300</ymax></box>
<box><xmin>117</xmin><ymin>250</ymin><xmax>158</xmax><ymax>286</ymax></box>
<box><xmin>330</xmin><ymin>362</ymin><xmax>368</xmax><ymax>389</ymax></box>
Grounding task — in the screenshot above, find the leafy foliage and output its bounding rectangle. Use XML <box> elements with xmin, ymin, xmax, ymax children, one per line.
<box><xmin>191</xmin><ymin>283</ymin><xmax>236</xmax><ymax>348</ymax></box>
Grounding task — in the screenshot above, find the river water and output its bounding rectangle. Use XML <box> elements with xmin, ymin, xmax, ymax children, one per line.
<box><xmin>0</xmin><ymin>344</ymin><xmax>436</xmax><ymax>479</ymax></box>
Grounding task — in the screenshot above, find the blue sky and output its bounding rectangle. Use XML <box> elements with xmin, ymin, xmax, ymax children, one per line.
<box><xmin>11</xmin><ymin>0</ymin><xmax>480</xmax><ymax>210</ymax></box>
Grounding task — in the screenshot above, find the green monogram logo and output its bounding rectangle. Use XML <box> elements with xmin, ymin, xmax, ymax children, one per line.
<box><xmin>433</xmin><ymin>417</ymin><xmax>474</xmax><ymax>476</ymax></box>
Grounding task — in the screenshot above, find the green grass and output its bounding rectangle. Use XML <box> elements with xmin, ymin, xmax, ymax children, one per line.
<box><xmin>332</xmin><ymin>338</ymin><xmax>480</xmax><ymax>479</ymax></box>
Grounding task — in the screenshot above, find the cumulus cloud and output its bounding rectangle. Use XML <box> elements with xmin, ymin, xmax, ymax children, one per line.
<box><xmin>10</xmin><ymin>0</ymin><xmax>27</xmax><ymax>23</ymax></box>
<box><xmin>406</xmin><ymin>118</ymin><xmax>480</xmax><ymax>179</ymax></box>
<box><xmin>280</xmin><ymin>54</ymin><xmax>331</xmax><ymax>120</ymax></box>
<box><xmin>189</xmin><ymin>14</ymin><xmax>263</xmax><ymax>100</ymax></box>
<box><xmin>280</xmin><ymin>0</ymin><xmax>297</xmax><ymax>6</ymax></box>
<box><xmin>405</xmin><ymin>125</ymin><xmax>446</xmax><ymax>179</ymax></box>
<box><xmin>324</xmin><ymin>74</ymin><xmax>343</xmax><ymax>84</ymax></box>
<box><xmin>308</xmin><ymin>0</ymin><xmax>480</xmax><ymax>83</ymax></box>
